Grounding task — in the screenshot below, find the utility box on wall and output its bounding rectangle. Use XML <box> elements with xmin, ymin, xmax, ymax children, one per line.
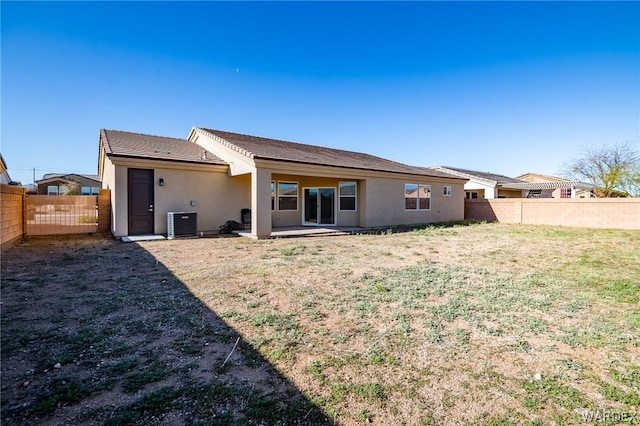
<box><xmin>167</xmin><ymin>212</ymin><xmax>198</xmax><ymax>239</ymax></box>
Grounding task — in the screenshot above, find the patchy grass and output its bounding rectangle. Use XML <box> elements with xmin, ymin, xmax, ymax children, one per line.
<box><xmin>2</xmin><ymin>223</ymin><xmax>639</xmax><ymax>425</ymax></box>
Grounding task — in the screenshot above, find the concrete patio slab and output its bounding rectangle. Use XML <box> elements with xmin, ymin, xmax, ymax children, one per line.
<box><xmin>121</xmin><ymin>235</ymin><xmax>167</xmax><ymax>243</ymax></box>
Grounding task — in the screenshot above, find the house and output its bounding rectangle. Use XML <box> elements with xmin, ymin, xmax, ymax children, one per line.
<box><xmin>515</xmin><ymin>173</ymin><xmax>595</xmax><ymax>198</ymax></box>
<box><xmin>427</xmin><ymin>166</ymin><xmax>525</xmax><ymax>199</ymax></box>
<box><xmin>98</xmin><ymin>128</ymin><xmax>468</xmax><ymax>239</ymax></box>
<box><xmin>0</xmin><ymin>153</ymin><xmax>14</xmax><ymax>185</ymax></box>
<box><xmin>36</xmin><ymin>173</ymin><xmax>101</xmax><ymax>195</ymax></box>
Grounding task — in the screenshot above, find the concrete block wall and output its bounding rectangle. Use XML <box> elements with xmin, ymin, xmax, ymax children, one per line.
<box><xmin>465</xmin><ymin>198</ymin><xmax>640</xmax><ymax>230</ymax></box>
<box><xmin>1</xmin><ymin>184</ymin><xmax>26</xmax><ymax>249</ymax></box>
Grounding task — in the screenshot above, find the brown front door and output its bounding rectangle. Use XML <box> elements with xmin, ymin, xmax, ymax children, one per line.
<box><xmin>128</xmin><ymin>168</ymin><xmax>154</xmax><ymax>235</ymax></box>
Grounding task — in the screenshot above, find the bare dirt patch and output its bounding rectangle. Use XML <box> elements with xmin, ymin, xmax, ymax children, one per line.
<box><xmin>2</xmin><ymin>223</ymin><xmax>639</xmax><ymax>425</ymax></box>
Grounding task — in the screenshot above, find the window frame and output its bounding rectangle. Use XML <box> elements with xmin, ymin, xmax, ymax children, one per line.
<box><xmin>271</xmin><ymin>181</ymin><xmax>276</xmax><ymax>211</ymax></box>
<box><xmin>443</xmin><ymin>186</ymin><xmax>452</xmax><ymax>196</ymax></box>
<box><xmin>81</xmin><ymin>186</ymin><xmax>99</xmax><ymax>196</ymax></box>
<box><xmin>338</xmin><ymin>181</ymin><xmax>357</xmax><ymax>211</ymax></box>
<box><xmin>277</xmin><ymin>181</ymin><xmax>299</xmax><ymax>211</ymax></box>
<box><xmin>405</xmin><ymin>183</ymin><xmax>431</xmax><ymax>211</ymax></box>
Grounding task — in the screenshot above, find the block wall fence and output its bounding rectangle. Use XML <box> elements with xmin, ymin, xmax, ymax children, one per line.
<box><xmin>0</xmin><ymin>186</ymin><xmax>111</xmax><ymax>250</ymax></box>
<box><xmin>465</xmin><ymin>198</ymin><xmax>640</xmax><ymax>230</ymax></box>
<box><xmin>1</xmin><ymin>184</ymin><xmax>26</xmax><ymax>249</ymax></box>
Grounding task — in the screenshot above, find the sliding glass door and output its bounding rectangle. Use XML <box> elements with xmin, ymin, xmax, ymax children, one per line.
<box><xmin>303</xmin><ymin>187</ymin><xmax>336</xmax><ymax>225</ymax></box>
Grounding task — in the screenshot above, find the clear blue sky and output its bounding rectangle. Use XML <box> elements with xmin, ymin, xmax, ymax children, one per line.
<box><xmin>2</xmin><ymin>1</ymin><xmax>639</xmax><ymax>185</ymax></box>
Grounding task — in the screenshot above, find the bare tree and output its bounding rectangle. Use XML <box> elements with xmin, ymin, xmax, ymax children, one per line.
<box><xmin>562</xmin><ymin>142</ymin><xmax>640</xmax><ymax>197</ymax></box>
<box><xmin>62</xmin><ymin>180</ymin><xmax>81</xmax><ymax>195</ymax></box>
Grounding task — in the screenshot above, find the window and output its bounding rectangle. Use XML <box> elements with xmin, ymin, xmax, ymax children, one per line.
<box><xmin>405</xmin><ymin>184</ymin><xmax>431</xmax><ymax>210</ymax></box>
<box><xmin>560</xmin><ymin>188</ymin><xmax>572</xmax><ymax>198</ymax></box>
<box><xmin>271</xmin><ymin>181</ymin><xmax>275</xmax><ymax>211</ymax></box>
<box><xmin>339</xmin><ymin>182</ymin><xmax>357</xmax><ymax>211</ymax></box>
<box><xmin>443</xmin><ymin>186</ymin><xmax>452</xmax><ymax>196</ymax></box>
<box><xmin>466</xmin><ymin>192</ymin><xmax>478</xmax><ymax>199</ymax></box>
<box><xmin>47</xmin><ymin>185</ymin><xmax>59</xmax><ymax>195</ymax></box>
<box><xmin>278</xmin><ymin>181</ymin><xmax>298</xmax><ymax>210</ymax></box>
<box><xmin>81</xmin><ymin>186</ymin><xmax>99</xmax><ymax>195</ymax></box>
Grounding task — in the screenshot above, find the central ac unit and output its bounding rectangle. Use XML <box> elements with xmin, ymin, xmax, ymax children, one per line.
<box><xmin>167</xmin><ymin>212</ymin><xmax>198</xmax><ymax>239</ymax></box>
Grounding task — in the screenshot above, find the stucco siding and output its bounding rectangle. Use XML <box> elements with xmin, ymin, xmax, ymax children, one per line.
<box><xmin>497</xmin><ymin>189</ymin><xmax>523</xmax><ymax>198</ymax></box>
<box><xmin>100</xmin><ymin>156</ymin><xmax>119</xmax><ymax>235</ymax></box>
<box><xmin>362</xmin><ymin>178</ymin><xmax>465</xmax><ymax>227</ymax></box>
<box><xmin>154</xmin><ymin>168</ymin><xmax>250</xmax><ymax>234</ymax></box>
<box><xmin>105</xmin><ymin>157</ymin><xmax>248</xmax><ymax>237</ymax></box>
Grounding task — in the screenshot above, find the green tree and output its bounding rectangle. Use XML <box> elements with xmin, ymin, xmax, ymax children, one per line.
<box><xmin>563</xmin><ymin>142</ymin><xmax>640</xmax><ymax>197</ymax></box>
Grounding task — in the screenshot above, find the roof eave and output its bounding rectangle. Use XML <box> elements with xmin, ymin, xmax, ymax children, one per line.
<box><xmin>106</xmin><ymin>152</ymin><xmax>227</xmax><ymax>167</ymax></box>
<box><xmin>254</xmin><ymin>156</ymin><xmax>468</xmax><ymax>180</ymax></box>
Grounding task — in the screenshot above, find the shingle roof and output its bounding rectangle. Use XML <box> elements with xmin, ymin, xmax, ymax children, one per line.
<box><xmin>37</xmin><ymin>174</ymin><xmax>101</xmax><ymax>187</ymax></box>
<box><xmin>428</xmin><ymin>166</ymin><xmax>523</xmax><ymax>185</ymax></box>
<box><xmin>101</xmin><ymin>129</ymin><xmax>226</xmax><ymax>165</ymax></box>
<box><xmin>197</xmin><ymin>128</ymin><xmax>462</xmax><ymax>179</ymax></box>
<box><xmin>41</xmin><ymin>173</ymin><xmax>100</xmax><ymax>181</ymax></box>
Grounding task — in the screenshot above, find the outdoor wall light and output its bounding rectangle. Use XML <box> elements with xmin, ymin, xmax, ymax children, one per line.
<box><xmin>158</xmin><ymin>178</ymin><xmax>164</xmax><ymax>186</ymax></box>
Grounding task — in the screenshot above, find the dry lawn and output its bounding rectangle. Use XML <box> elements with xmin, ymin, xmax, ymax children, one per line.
<box><xmin>1</xmin><ymin>223</ymin><xmax>639</xmax><ymax>425</ymax></box>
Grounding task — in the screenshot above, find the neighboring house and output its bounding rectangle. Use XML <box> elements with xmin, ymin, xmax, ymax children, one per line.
<box><xmin>36</xmin><ymin>173</ymin><xmax>101</xmax><ymax>195</ymax></box>
<box><xmin>98</xmin><ymin>128</ymin><xmax>468</xmax><ymax>239</ymax></box>
<box><xmin>0</xmin><ymin>153</ymin><xmax>13</xmax><ymax>184</ymax></box>
<box><xmin>0</xmin><ymin>153</ymin><xmax>22</xmax><ymax>186</ymax></box>
<box><xmin>515</xmin><ymin>173</ymin><xmax>595</xmax><ymax>198</ymax></box>
<box><xmin>427</xmin><ymin>166</ymin><xmax>525</xmax><ymax>199</ymax></box>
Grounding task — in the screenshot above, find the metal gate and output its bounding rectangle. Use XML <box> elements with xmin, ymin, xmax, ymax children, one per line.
<box><xmin>26</xmin><ymin>195</ymin><xmax>98</xmax><ymax>235</ymax></box>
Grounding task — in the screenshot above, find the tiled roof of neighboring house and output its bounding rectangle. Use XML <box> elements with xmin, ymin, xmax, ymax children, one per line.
<box><xmin>511</xmin><ymin>173</ymin><xmax>595</xmax><ymax>190</ymax></box>
<box><xmin>196</xmin><ymin>128</ymin><xmax>463</xmax><ymax>179</ymax></box>
<box><xmin>516</xmin><ymin>172</ymin><xmax>567</xmax><ymax>183</ymax></box>
<box><xmin>427</xmin><ymin>166</ymin><xmax>524</xmax><ymax>185</ymax></box>
<box><xmin>501</xmin><ymin>181</ymin><xmax>596</xmax><ymax>190</ymax></box>
<box><xmin>101</xmin><ymin>129</ymin><xmax>226</xmax><ymax>165</ymax></box>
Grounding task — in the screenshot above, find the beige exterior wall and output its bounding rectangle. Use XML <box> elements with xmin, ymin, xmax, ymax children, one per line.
<box><xmin>362</xmin><ymin>178</ymin><xmax>465</xmax><ymax>227</ymax></box>
<box><xmin>465</xmin><ymin>198</ymin><xmax>640</xmax><ymax>230</ymax></box>
<box><xmin>154</xmin><ymin>167</ymin><xmax>250</xmax><ymax>234</ymax></box>
<box><xmin>269</xmin><ymin>174</ymin><xmax>465</xmax><ymax>228</ymax></box>
<box><xmin>497</xmin><ymin>189</ymin><xmax>523</xmax><ymax>198</ymax></box>
<box><xmin>100</xmin><ymin>155</ymin><xmax>118</xmax><ymax>233</ymax></box>
<box><xmin>101</xmin><ymin>156</ymin><xmax>249</xmax><ymax>237</ymax></box>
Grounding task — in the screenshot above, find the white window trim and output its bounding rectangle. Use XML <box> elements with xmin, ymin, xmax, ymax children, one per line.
<box><xmin>338</xmin><ymin>181</ymin><xmax>357</xmax><ymax>212</ymax></box>
<box><xmin>443</xmin><ymin>186</ymin><xmax>452</xmax><ymax>196</ymax></box>
<box><xmin>405</xmin><ymin>183</ymin><xmax>431</xmax><ymax>211</ymax></box>
<box><xmin>277</xmin><ymin>181</ymin><xmax>299</xmax><ymax>211</ymax></box>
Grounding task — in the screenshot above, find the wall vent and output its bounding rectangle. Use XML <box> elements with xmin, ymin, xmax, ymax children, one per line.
<box><xmin>167</xmin><ymin>212</ymin><xmax>198</xmax><ymax>239</ymax></box>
